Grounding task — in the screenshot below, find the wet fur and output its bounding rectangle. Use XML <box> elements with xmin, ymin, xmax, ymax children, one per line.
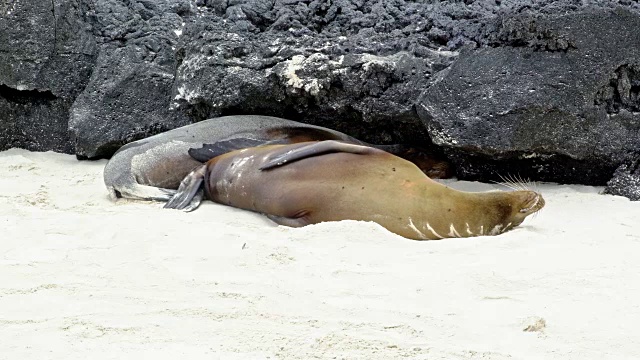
<box><xmin>165</xmin><ymin>141</ymin><xmax>544</xmax><ymax>240</ymax></box>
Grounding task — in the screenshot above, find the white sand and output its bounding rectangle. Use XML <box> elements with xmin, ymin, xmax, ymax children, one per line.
<box><xmin>1</xmin><ymin>148</ymin><xmax>639</xmax><ymax>360</ymax></box>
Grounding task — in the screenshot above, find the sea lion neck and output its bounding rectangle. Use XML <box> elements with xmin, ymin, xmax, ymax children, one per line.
<box><xmin>411</xmin><ymin>184</ymin><xmax>515</xmax><ymax>239</ymax></box>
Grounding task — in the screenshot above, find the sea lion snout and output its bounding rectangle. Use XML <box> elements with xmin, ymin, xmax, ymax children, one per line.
<box><xmin>518</xmin><ymin>191</ymin><xmax>545</xmax><ymax>215</ymax></box>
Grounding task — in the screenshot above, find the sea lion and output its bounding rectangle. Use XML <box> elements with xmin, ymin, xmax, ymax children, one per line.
<box><xmin>103</xmin><ymin>115</ymin><xmax>452</xmax><ymax>201</ymax></box>
<box><xmin>164</xmin><ymin>140</ymin><xmax>545</xmax><ymax>240</ymax></box>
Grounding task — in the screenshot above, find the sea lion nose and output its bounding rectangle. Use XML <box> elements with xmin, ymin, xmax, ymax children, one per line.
<box><xmin>519</xmin><ymin>191</ymin><xmax>544</xmax><ymax>213</ymax></box>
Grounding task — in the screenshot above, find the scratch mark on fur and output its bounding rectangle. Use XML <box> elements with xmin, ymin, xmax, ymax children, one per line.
<box><xmin>408</xmin><ymin>218</ymin><xmax>428</xmax><ymax>240</ymax></box>
<box><xmin>425</xmin><ymin>223</ymin><xmax>444</xmax><ymax>239</ymax></box>
<box><xmin>448</xmin><ymin>224</ymin><xmax>461</xmax><ymax>238</ymax></box>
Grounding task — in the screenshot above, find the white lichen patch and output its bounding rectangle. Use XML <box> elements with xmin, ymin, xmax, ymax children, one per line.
<box><xmin>174</xmin><ymin>85</ymin><xmax>201</xmax><ymax>103</ymax></box>
<box><xmin>276</xmin><ymin>53</ymin><xmax>344</xmax><ymax>97</ymax></box>
<box><xmin>283</xmin><ymin>55</ymin><xmax>305</xmax><ymax>89</ymax></box>
<box><xmin>428</xmin><ymin>126</ymin><xmax>459</xmax><ymax>146</ymax></box>
<box><xmin>304</xmin><ymin>79</ymin><xmax>321</xmax><ymax>96</ymax></box>
<box><xmin>361</xmin><ymin>53</ymin><xmax>398</xmax><ymax>72</ymax></box>
<box><xmin>179</xmin><ymin>54</ymin><xmax>212</xmax><ymax>74</ymax></box>
<box><xmin>522</xmin><ymin>153</ymin><xmax>537</xmax><ymax>159</ymax></box>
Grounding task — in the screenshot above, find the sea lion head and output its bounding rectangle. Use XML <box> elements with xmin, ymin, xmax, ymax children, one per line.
<box><xmin>490</xmin><ymin>190</ymin><xmax>545</xmax><ymax>233</ymax></box>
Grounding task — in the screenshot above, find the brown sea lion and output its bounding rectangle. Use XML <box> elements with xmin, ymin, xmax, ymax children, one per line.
<box><xmin>103</xmin><ymin>115</ymin><xmax>452</xmax><ymax>202</ymax></box>
<box><xmin>164</xmin><ymin>140</ymin><xmax>544</xmax><ymax>240</ymax></box>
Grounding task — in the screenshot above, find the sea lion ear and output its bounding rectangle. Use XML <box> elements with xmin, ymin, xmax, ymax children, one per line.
<box><xmin>188</xmin><ymin>138</ymin><xmax>268</xmax><ymax>162</ymax></box>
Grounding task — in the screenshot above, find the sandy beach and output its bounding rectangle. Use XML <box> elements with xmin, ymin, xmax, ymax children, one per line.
<box><xmin>1</xmin><ymin>148</ymin><xmax>639</xmax><ymax>359</ymax></box>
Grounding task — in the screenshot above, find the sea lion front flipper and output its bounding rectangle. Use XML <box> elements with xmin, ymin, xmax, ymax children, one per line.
<box><xmin>163</xmin><ymin>165</ymin><xmax>207</xmax><ymax>211</ymax></box>
<box><xmin>265</xmin><ymin>214</ymin><xmax>309</xmax><ymax>227</ymax></box>
<box><xmin>259</xmin><ymin>140</ymin><xmax>383</xmax><ymax>171</ymax></box>
<box><xmin>189</xmin><ymin>138</ymin><xmax>285</xmax><ymax>162</ymax></box>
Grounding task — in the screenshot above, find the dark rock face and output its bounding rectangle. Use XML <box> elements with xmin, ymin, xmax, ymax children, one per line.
<box><xmin>0</xmin><ymin>0</ymin><xmax>96</xmax><ymax>153</ymax></box>
<box><xmin>417</xmin><ymin>8</ymin><xmax>640</xmax><ymax>185</ymax></box>
<box><xmin>169</xmin><ymin>0</ymin><xmax>464</xmax><ymax>148</ymax></box>
<box><xmin>604</xmin><ymin>153</ymin><xmax>640</xmax><ymax>200</ymax></box>
<box><xmin>69</xmin><ymin>0</ymin><xmax>193</xmax><ymax>159</ymax></box>
<box><xmin>2</xmin><ymin>0</ymin><xmax>640</xmax><ymax>198</ymax></box>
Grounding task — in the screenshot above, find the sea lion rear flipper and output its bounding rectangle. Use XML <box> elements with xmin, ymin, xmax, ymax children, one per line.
<box><xmin>164</xmin><ymin>165</ymin><xmax>206</xmax><ymax>211</ymax></box>
<box><xmin>189</xmin><ymin>138</ymin><xmax>285</xmax><ymax>162</ymax></box>
<box><xmin>108</xmin><ymin>184</ymin><xmax>177</xmax><ymax>202</ymax></box>
<box><xmin>180</xmin><ymin>189</ymin><xmax>204</xmax><ymax>212</ymax></box>
<box><xmin>259</xmin><ymin>140</ymin><xmax>382</xmax><ymax>171</ymax></box>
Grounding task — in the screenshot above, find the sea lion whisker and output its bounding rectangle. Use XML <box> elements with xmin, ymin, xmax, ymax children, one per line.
<box><xmin>516</xmin><ymin>174</ymin><xmax>532</xmax><ymax>191</ymax></box>
<box><xmin>532</xmin><ymin>205</ymin><xmax>543</xmax><ymax>219</ymax></box>
<box><xmin>505</xmin><ymin>173</ymin><xmax>523</xmax><ymax>191</ymax></box>
<box><xmin>502</xmin><ymin>182</ymin><xmax>520</xmax><ymax>191</ymax></box>
<box><xmin>492</xmin><ymin>178</ymin><xmax>519</xmax><ymax>191</ymax></box>
<box><xmin>527</xmin><ymin>179</ymin><xmax>540</xmax><ymax>193</ymax></box>
<box><xmin>491</xmin><ymin>179</ymin><xmax>507</xmax><ymax>189</ymax></box>
<box><xmin>498</xmin><ymin>174</ymin><xmax>521</xmax><ymax>191</ymax></box>
<box><xmin>520</xmin><ymin>177</ymin><xmax>530</xmax><ymax>191</ymax></box>
<box><xmin>507</xmin><ymin>173</ymin><xmax>524</xmax><ymax>191</ymax></box>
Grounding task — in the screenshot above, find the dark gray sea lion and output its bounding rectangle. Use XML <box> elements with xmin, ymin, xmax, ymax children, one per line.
<box><xmin>164</xmin><ymin>141</ymin><xmax>544</xmax><ymax>240</ymax></box>
<box><xmin>103</xmin><ymin>115</ymin><xmax>452</xmax><ymax>201</ymax></box>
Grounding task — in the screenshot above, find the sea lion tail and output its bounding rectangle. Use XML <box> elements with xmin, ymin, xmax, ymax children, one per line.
<box><xmin>164</xmin><ymin>165</ymin><xmax>207</xmax><ymax>211</ymax></box>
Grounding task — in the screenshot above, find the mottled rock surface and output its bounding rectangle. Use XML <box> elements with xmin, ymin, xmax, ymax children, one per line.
<box><xmin>0</xmin><ymin>0</ymin><xmax>96</xmax><ymax>153</ymax></box>
<box><xmin>418</xmin><ymin>8</ymin><xmax>640</xmax><ymax>185</ymax></box>
<box><xmin>1</xmin><ymin>0</ymin><xmax>640</xmax><ymax>197</ymax></box>
<box><xmin>605</xmin><ymin>154</ymin><xmax>640</xmax><ymax>201</ymax></box>
<box><xmin>69</xmin><ymin>0</ymin><xmax>194</xmax><ymax>158</ymax></box>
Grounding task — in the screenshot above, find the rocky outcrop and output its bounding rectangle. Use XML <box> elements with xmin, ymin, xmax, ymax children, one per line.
<box><xmin>68</xmin><ymin>0</ymin><xmax>194</xmax><ymax>159</ymax></box>
<box><xmin>1</xmin><ymin>0</ymin><xmax>640</xmax><ymax>198</ymax></box>
<box><xmin>0</xmin><ymin>0</ymin><xmax>96</xmax><ymax>153</ymax></box>
<box><xmin>72</xmin><ymin>0</ymin><xmax>469</xmax><ymax>158</ymax></box>
<box><xmin>605</xmin><ymin>154</ymin><xmax>640</xmax><ymax>201</ymax></box>
<box><xmin>417</xmin><ymin>8</ymin><xmax>640</xmax><ymax>185</ymax></box>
